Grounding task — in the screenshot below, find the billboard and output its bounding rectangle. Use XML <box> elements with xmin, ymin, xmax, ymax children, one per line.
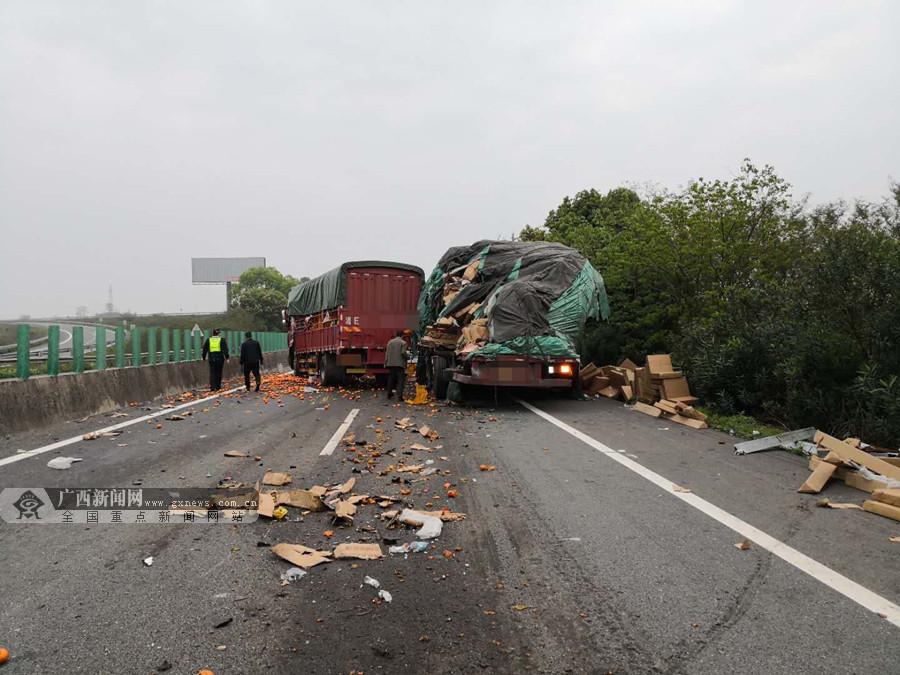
<box><xmin>191</xmin><ymin>257</ymin><xmax>266</xmax><ymax>284</ymax></box>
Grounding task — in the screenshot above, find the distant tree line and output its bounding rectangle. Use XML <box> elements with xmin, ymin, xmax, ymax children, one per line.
<box><xmin>521</xmin><ymin>160</ymin><xmax>900</xmax><ymax>446</ymax></box>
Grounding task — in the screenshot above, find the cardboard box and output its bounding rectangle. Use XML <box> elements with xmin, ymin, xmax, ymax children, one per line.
<box><xmin>634</xmin><ymin>367</ymin><xmax>655</xmax><ymax>403</ymax></box>
<box><xmin>798</xmin><ymin>461</ymin><xmax>837</xmax><ymax>493</ymax></box>
<box><xmin>618</xmin><ymin>358</ymin><xmax>638</xmax><ymax>371</ymax></box>
<box><xmin>654</xmin><ymin>399</ymin><xmax>680</xmax><ymax>415</ymax></box>
<box><xmin>862</xmin><ymin>499</ymin><xmax>900</xmax><ymax>522</ymax></box>
<box><xmin>580</xmin><ymin>363</ymin><xmax>599</xmax><ymax>383</ymax></box>
<box><xmin>661</xmin><ymin>377</ymin><xmax>693</xmax><ymax>401</ymax></box>
<box><xmin>669</xmin><ymin>414</ymin><xmax>709</xmax><ymax>430</ymax></box>
<box><xmin>598</xmin><ymin>386</ymin><xmax>620</xmax><ymax>398</ymax></box>
<box><xmin>814</xmin><ymin>432</ymin><xmax>900</xmax><ymax>482</ymax></box>
<box><xmin>872</xmin><ymin>488</ymin><xmax>900</xmax><ymax>507</ymax></box>
<box><xmin>620</xmin><ymin>385</ymin><xmax>634</xmax><ymax>401</ymax></box>
<box><xmin>809</xmin><ymin>455</ymin><xmax>888</xmax><ymax>493</ymax></box>
<box><xmin>646</xmin><ymin>354</ymin><xmax>674</xmax><ymax>375</ymax></box>
<box><xmin>587</xmin><ymin>377</ymin><xmax>611</xmax><ymax>395</ymax></box>
<box><xmin>633</xmin><ymin>402</ymin><xmax>663</xmax><ymax>418</ymax></box>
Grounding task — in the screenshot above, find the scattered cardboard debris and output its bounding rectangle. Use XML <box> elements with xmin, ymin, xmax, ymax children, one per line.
<box><xmin>224</xmin><ymin>450</ymin><xmax>250</xmax><ymax>458</ymax></box>
<box><xmin>798</xmin><ymin>461</ymin><xmax>837</xmax><ymax>494</ymax></box>
<box><xmin>632</xmin><ymin>402</ymin><xmax>663</xmax><ymax>418</ymax></box>
<box><xmin>333</xmin><ymin>500</ymin><xmax>357</xmax><ymax>522</ymax></box>
<box><xmin>277</xmin><ymin>490</ymin><xmax>326</xmax><ymax>511</ymax></box>
<box><xmin>872</xmin><ymin>488</ymin><xmax>900</xmax><ymax>508</ymax></box>
<box><xmin>816</xmin><ymin>499</ymin><xmax>863</xmax><ymax>510</ymax></box>
<box><xmin>262</xmin><ymin>471</ymin><xmax>292</xmax><ymax>486</ymax></box>
<box><xmin>734</xmin><ymin>540</ymin><xmax>751</xmax><ymax>550</ymax></box>
<box><xmin>672</xmin><ymin>484</ymin><xmax>692</xmax><ymax>493</ymax></box>
<box><xmin>862</xmin><ymin>500</ymin><xmax>900</xmax><ymax>523</ymax></box>
<box><xmin>333</xmin><ymin>543</ymin><xmax>383</xmax><ymax>560</ymax></box>
<box><xmin>272</xmin><ymin>543</ymin><xmax>332</xmax><ymax>569</ymax></box>
<box><xmin>258</xmin><ymin>491</ymin><xmax>276</xmax><ymax>518</ymax></box>
<box><xmin>336</xmin><ymin>477</ymin><xmax>356</xmax><ymax>494</ymax></box>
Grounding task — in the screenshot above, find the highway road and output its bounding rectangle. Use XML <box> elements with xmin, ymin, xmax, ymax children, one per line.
<box><xmin>0</xmin><ymin>377</ymin><xmax>897</xmax><ymax>674</ymax></box>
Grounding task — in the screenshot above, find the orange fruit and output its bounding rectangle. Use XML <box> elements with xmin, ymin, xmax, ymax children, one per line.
<box><xmin>0</xmin><ymin>647</ymin><xmax>9</xmax><ymax>664</ymax></box>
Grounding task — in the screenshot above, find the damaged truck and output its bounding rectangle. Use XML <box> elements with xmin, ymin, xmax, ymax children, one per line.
<box><xmin>417</xmin><ymin>240</ymin><xmax>609</xmax><ymax>399</ymax></box>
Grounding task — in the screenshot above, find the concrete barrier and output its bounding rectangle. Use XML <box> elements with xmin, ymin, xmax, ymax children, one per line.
<box><xmin>0</xmin><ymin>350</ymin><xmax>290</xmax><ymax>436</ymax></box>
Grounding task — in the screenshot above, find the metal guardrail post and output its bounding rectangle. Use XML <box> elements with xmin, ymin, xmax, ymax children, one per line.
<box><xmin>173</xmin><ymin>329</ymin><xmax>182</xmax><ymax>363</ymax></box>
<box><xmin>148</xmin><ymin>328</ymin><xmax>157</xmax><ymax>366</ymax></box>
<box><xmin>16</xmin><ymin>324</ymin><xmax>29</xmax><ymax>380</ymax></box>
<box><xmin>161</xmin><ymin>329</ymin><xmax>170</xmax><ymax>364</ymax></box>
<box><xmin>115</xmin><ymin>327</ymin><xmax>125</xmax><ymax>368</ymax></box>
<box><xmin>73</xmin><ymin>326</ymin><xmax>84</xmax><ymax>373</ymax></box>
<box><xmin>96</xmin><ymin>326</ymin><xmax>106</xmax><ymax>371</ymax></box>
<box><xmin>194</xmin><ymin>331</ymin><xmax>202</xmax><ymax>361</ymax></box>
<box><xmin>131</xmin><ymin>326</ymin><xmax>141</xmax><ymax>367</ymax></box>
<box><xmin>47</xmin><ymin>325</ymin><xmax>60</xmax><ymax>376</ymax></box>
<box><xmin>184</xmin><ymin>329</ymin><xmax>192</xmax><ymax>361</ymax></box>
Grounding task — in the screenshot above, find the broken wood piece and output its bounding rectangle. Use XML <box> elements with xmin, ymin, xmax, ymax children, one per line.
<box><xmin>798</xmin><ymin>462</ymin><xmax>837</xmax><ymax>494</ymax></box>
<box><xmin>653</xmin><ymin>400</ymin><xmax>680</xmax><ymax>415</ymax></box>
<box><xmin>271</xmin><ymin>543</ymin><xmax>332</xmax><ymax>569</ymax></box>
<box><xmin>223</xmin><ymin>450</ymin><xmax>250</xmax><ymax>458</ymax></box>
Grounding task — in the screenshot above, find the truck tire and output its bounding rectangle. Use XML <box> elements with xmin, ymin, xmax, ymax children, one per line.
<box><xmin>319</xmin><ymin>354</ymin><xmax>345</xmax><ymax>387</ymax></box>
<box><xmin>433</xmin><ymin>355</ymin><xmax>450</xmax><ymax>400</ymax></box>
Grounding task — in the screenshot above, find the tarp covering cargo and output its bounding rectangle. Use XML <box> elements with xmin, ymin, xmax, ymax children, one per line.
<box><xmin>417</xmin><ymin>241</ymin><xmax>609</xmax><ymax>358</ymax></box>
<box><xmin>288</xmin><ymin>261</ymin><xmax>424</xmax><ymax>316</ymax></box>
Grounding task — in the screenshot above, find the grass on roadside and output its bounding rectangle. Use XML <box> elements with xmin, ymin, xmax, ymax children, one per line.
<box><xmin>696</xmin><ymin>408</ymin><xmax>784</xmax><ymax>440</ymax></box>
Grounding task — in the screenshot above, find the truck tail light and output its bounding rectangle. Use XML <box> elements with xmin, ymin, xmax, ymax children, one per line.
<box><xmin>559</xmin><ymin>363</ymin><xmax>573</xmax><ymax>376</ymax></box>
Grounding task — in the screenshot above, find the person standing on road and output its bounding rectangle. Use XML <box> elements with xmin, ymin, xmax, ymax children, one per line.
<box><xmin>201</xmin><ymin>328</ymin><xmax>229</xmax><ymax>391</ymax></box>
<box><xmin>240</xmin><ymin>331</ymin><xmax>263</xmax><ymax>392</ymax></box>
<box><xmin>384</xmin><ymin>331</ymin><xmax>408</xmax><ymax>400</ymax></box>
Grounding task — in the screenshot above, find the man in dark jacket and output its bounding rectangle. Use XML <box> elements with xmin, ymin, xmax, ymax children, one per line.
<box><xmin>240</xmin><ymin>331</ymin><xmax>264</xmax><ymax>392</ymax></box>
<box><xmin>201</xmin><ymin>328</ymin><xmax>229</xmax><ymax>391</ymax></box>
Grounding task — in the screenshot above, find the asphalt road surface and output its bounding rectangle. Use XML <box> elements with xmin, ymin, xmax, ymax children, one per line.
<box><xmin>0</xmin><ymin>376</ymin><xmax>898</xmax><ymax>674</ymax></box>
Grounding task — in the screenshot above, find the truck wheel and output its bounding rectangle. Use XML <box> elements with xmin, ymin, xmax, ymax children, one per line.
<box><xmin>319</xmin><ymin>354</ymin><xmax>345</xmax><ymax>387</ymax></box>
<box><xmin>290</xmin><ymin>348</ymin><xmax>301</xmax><ymax>376</ymax></box>
<box><xmin>433</xmin><ymin>355</ymin><xmax>450</xmax><ymax>400</ymax></box>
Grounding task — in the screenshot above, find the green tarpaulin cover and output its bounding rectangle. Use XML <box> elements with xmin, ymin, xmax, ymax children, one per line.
<box><xmin>418</xmin><ymin>240</ymin><xmax>610</xmax><ymax>359</ymax></box>
<box><xmin>287</xmin><ymin>261</ymin><xmax>423</xmax><ymax>316</ymax></box>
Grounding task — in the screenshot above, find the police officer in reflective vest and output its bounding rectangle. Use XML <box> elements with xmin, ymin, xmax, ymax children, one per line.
<box><xmin>201</xmin><ymin>328</ymin><xmax>230</xmax><ymax>391</ymax></box>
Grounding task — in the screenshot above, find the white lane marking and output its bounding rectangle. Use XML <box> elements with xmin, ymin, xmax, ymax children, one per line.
<box><xmin>517</xmin><ymin>398</ymin><xmax>900</xmax><ymax>630</ymax></box>
<box><xmin>0</xmin><ymin>386</ymin><xmax>244</xmax><ymax>468</ymax></box>
<box><xmin>320</xmin><ymin>409</ymin><xmax>360</xmax><ymax>456</ymax></box>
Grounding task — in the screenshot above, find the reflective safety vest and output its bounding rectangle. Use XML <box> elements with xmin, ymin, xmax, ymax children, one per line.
<box><xmin>209</xmin><ymin>336</ymin><xmax>222</xmax><ymax>353</ymax></box>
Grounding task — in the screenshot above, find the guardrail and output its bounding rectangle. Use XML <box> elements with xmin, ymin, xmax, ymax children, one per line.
<box><xmin>5</xmin><ymin>325</ymin><xmax>288</xmax><ymax>380</ymax></box>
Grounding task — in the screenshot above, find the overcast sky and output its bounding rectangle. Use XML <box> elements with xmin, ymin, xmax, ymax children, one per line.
<box><xmin>1</xmin><ymin>1</ymin><xmax>897</xmax><ymax>318</ymax></box>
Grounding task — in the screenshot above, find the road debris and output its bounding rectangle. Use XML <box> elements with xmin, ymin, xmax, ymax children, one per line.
<box><xmin>389</xmin><ymin>541</ymin><xmax>429</xmax><ymax>554</ymax></box>
<box><xmin>363</xmin><ymin>576</ymin><xmax>381</xmax><ymax>589</ymax></box>
<box><xmin>262</xmin><ymin>471</ymin><xmax>292</xmax><ymax>486</ymax></box>
<box><xmin>271</xmin><ymin>543</ymin><xmax>332</xmax><ymax>569</ymax></box>
<box><xmin>734</xmin><ymin>540</ymin><xmax>752</xmax><ymax>550</ymax></box>
<box><xmin>47</xmin><ymin>457</ymin><xmax>83</xmax><ymax>470</ymax></box>
<box><xmin>399</xmin><ymin>509</ymin><xmax>443</xmax><ymax>539</ymax></box>
<box><xmin>223</xmin><ymin>450</ymin><xmax>250</xmax><ymax>458</ymax></box>
<box><xmin>276</xmin><ymin>489</ymin><xmax>326</xmax><ymax>511</ymax></box>
<box><xmin>672</xmin><ymin>484</ymin><xmax>692</xmax><ymax>493</ymax></box>
<box><xmin>280</xmin><ymin>567</ymin><xmax>307</xmax><ymax>583</ymax></box>
<box><xmin>333</xmin><ymin>543</ymin><xmax>383</xmax><ymax>560</ymax></box>
<box><xmin>816</xmin><ymin>499</ymin><xmax>863</xmax><ymax>510</ymax></box>
<box><xmin>82</xmin><ymin>430</ymin><xmax>122</xmax><ymax>440</ymax></box>
<box><xmin>143</xmin><ymin>556</ymin><xmax>154</xmax><ymax>566</ymax></box>
<box><xmin>378</xmin><ymin>589</ymin><xmax>393</xmax><ymax>603</ymax></box>
<box><xmin>0</xmin><ymin>646</ymin><xmax>9</xmax><ymax>665</ymax></box>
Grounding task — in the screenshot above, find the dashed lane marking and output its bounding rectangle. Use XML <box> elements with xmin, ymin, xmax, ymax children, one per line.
<box><xmin>319</xmin><ymin>409</ymin><xmax>360</xmax><ymax>456</ymax></box>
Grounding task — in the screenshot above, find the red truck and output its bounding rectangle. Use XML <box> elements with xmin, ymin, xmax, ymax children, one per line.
<box><xmin>284</xmin><ymin>261</ymin><xmax>424</xmax><ymax>385</ymax></box>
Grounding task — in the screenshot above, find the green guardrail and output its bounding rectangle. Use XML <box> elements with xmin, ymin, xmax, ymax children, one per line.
<box><xmin>5</xmin><ymin>325</ymin><xmax>288</xmax><ymax>381</ymax></box>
